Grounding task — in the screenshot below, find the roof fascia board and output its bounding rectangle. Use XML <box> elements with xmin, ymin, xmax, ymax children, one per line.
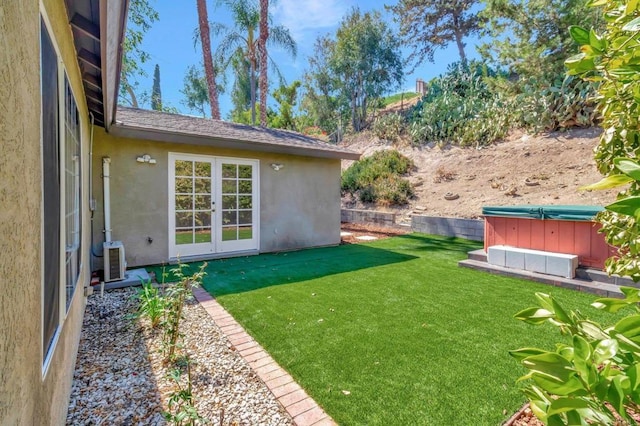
<box><xmin>110</xmin><ymin>124</ymin><xmax>361</xmax><ymax>160</ymax></box>
<box><xmin>100</xmin><ymin>0</ymin><xmax>129</xmax><ymax>130</ymax></box>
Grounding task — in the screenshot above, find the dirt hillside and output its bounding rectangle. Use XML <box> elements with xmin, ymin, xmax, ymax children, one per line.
<box><xmin>339</xmin><ymin>127</ymin><xmax>617</xmax><ymax>223</ymax></box>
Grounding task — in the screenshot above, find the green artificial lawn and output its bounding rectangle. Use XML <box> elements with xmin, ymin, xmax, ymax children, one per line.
<box><xmin>155</xmin><ymin>234</ymin><xmax>622</xmax><ymax>425</ymax></box>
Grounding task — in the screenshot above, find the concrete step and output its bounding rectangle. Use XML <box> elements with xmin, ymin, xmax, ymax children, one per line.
<box><xmin>575</xmin><ymin>267</ymin><xmax>639</xmax><ymax>288</ymax></box>
<box><xmin>467</xmin><ymin>249</ymin><xmax>487</xmax><ymax>262</ymax></box>
<box><xmin>458</xmin><ymin>259</ymin><xmax>622</xmax><ymax>298</ymax></box>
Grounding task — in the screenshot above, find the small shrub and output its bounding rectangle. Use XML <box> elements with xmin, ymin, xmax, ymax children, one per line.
<box><xmin>163</xmin><ymin>262</ymin><xmax>207</xmax><ymax>362</ymax></box>
<box><xmin>135</xmin><ymin>280</ymin><xmax>166</xmax><ymax>329</ymax></box>
<box><xmin>163</xmin><ymin>356</ymin><xmax>206</xmax><ymax>425</ymax></box>
<box><xmin>342</xmin><ymin>150</ymin><xmax>414</xmax><ymax>206</ymax></box>
<box><xmin>372</xmin><ymin>113</ymin><xmax>407</xmax><ymax>142</ymax></box>
<box><xmin>373</xmin><ymin>175</ymin><xmax>414</xmax><ymax>205</ymax></box>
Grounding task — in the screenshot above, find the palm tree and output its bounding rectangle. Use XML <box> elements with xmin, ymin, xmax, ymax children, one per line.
<box><xmin>213</xmin><ymin>0</ymin><xmax>296</xmax><ymax>125</ymax></box>
<box><xmin>196</xmin><ymin>0</ymin><xmax>221</xmax><ymax>119</ymax></box>
<box><xmin>258</xmin><ymin>0</ymin><xmax>269</xmax><ymax>127</ymax></box>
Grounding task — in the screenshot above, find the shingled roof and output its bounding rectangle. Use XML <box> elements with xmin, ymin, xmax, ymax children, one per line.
<box><xmin>110</xmin><ymin>107</ymin><xmax>360</xmax><ymax>160</ymax></box>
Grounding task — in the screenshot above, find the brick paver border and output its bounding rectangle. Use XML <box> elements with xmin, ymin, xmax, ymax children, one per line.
<box><xmin>192</xmin><ymin>287</ymin><xmax>337</xmax><ymax>426</ymax></box>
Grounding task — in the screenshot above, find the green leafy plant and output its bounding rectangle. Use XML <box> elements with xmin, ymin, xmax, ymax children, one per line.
<box><xmin>511</xmin><ymin>290</ymin><xmax>640</xmax><ymax>424</ymax></box>
<box><xmin>372</xmin><ymin>112</ymin><xmax>407</xmax><ymax>143</ymax></box>
<box><xmin>163</xmin><ymin>356</ymin><xmax>206</xmax><ymax>425</ymax></box>
<box><xmin>566</xmin><ymin>0</ymin><xmax>640</xmax><ymax>281</ymax></box>
<box><xmin>341</xmin><ymin>150</ymin><xmax>414</xmax><ymax>205</ymax></box>
<box><xmin>163</xmin><ymin>262</ymin><xmax>207</xmax><ymax>362</ymax></box>
<box><xmin>134</xmin><ymin>279</ymin><xmax>166</xmax><ymax>329</ymax></box>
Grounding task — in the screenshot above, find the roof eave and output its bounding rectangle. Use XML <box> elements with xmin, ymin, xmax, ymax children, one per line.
<box><xmin>109</xmin><ymin>123</ymin><xmax>362</xmax><ymax>161</ymax></box>
<box><xmin>100</xmin><ymin>0</ymin><xmax>129</xmax><ymax>130</ymax></box>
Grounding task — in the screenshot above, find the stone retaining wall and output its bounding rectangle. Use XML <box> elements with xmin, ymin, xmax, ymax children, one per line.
<box><xmin>341</xmin><ymin>209</ymin><xmax>397</xmax><ymax>228</ymax></box>
<box><xmin>341</xmin><ymin>209</ymin><xmax>485</xmax><ymax>241</ymax></box>
<box><xmin>411</xmin><ymin>215</ymin><xmax>484</xmax><ymax>241</ymax></box>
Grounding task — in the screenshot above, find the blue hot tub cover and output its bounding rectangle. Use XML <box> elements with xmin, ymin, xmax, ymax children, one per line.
<box><xmin>482</xmin><ymin>205</ymin><xmax>604</xmax><ymax>221</ymax></box>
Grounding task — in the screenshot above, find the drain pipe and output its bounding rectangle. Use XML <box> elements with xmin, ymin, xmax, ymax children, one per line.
<box><xmin>102</xmin><ymin>157</ymin><xmax>112</xmax><ymax>243</ymax></box>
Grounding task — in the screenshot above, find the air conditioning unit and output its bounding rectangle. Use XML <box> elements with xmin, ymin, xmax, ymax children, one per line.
<box><xmin>103</xmin><ymin>241</ymin><xmax>126</xmax><ymax>282</ymax></box>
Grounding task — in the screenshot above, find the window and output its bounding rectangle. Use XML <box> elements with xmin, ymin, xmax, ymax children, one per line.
<box><xmin>40</xmin><ymin>16</ymin><xmax>83</xmax><ymax>368</ymax></box>
<box><xmin>64</xmin><ymin>77</ymin><xmax>81</xmax><ymax>310</ymax></box>
<box><xmin>41</xmin><ymin>18</ymin><xmax>60</xmax><ymax>358</ymax></box>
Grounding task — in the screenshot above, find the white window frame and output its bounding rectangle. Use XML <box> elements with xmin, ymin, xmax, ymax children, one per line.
<box><xmin>40</xmin><ymin>6</ymin><xmax>84</xmax><ymax>377</ymax></box>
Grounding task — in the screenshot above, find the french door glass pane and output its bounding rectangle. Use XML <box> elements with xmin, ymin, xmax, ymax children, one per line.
<box><xmin>194</xmin><ymin>227</ymin><xmax>211</xmax><ymax>243</ymax></box>
<box><xmin>194</xmin><ymin>178</ymin><xmax>211</xmax><ymax>194</ymax></box>
<box><xmin>238</xmin><ymin>165</ymin><xmax>252</xmax><ymax>178</ymax></box>
<box><xmin>239</xmin><ymin>210</ymin><xmax>252</xmax><ymax>224</ymax></box>
<box><xmin>238</xmin><ymin>180</ymin><xmax>252</xmax><ymax>194</ymax></box>
<box><xmin>175</xmin><ymin>194</ymin><xmax>192</xmax><ymax>210</ymax></box>
<box><xmin>175</xmin><ymin>160</ymin><xmax>192</xmax><ymax>176</ymax></box>
<box><xmin>239</xmin><ymin>226</ymin><xmax>253</xmax><ymax>240</ymax></box>
<box><xmin>222</xmin><ymin>226</ymin><xmax>237</xmax><ymax>241</ymax></box>
<box><xmin>194</xmin><ymin>161</ymin><xmax>211</xmax><ymax>177</ymax></box>
<box><xmin>176</xmin><ymin>229</ymin><xmax>193</xmax><ymax>245</ymax></box>
<box><xmin>222</xmin><ymin>195</ymin><xmax>237</xmax><ymax>209</ymax></box>
<box><xmin>222</xmin><ymin>163</ymin><xmax>237</xmax><ymax>178</ymax></box>
<box><xmin>195</xmin><ymin>211</ymin><xmax>211</xmax><ymax>227</ymax></box>
<box><xmin>175</xmin><ymin>177</ymin><xmax>191</xmax><ymax>193</ymax></box>
<box><xmin>222</xmin><ymin>179</ymin><xmax>236</xmax><ymax>193</ymax></box>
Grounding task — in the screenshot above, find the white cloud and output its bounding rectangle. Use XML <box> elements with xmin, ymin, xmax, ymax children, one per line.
<box><xmin>273</xmin><ymin>0</ymin><xmax>352</xmax><ymax>41</ymax></box>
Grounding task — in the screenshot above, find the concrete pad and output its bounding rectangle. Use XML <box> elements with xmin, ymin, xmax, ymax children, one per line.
<box><xmin>103</xmin><ymin>268</ymin><xmax>150</xmax><ymax>290</ymax></box>
<box><xmin>355</xmin><ymin>235</ymin><xmax>378</xmax><ymax>241</ymax></box>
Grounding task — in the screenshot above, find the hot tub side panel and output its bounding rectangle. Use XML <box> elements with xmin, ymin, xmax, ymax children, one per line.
<box><xmin>484</xmin><ymin>216</ymin><xmax>613</xmax><ymax>269</ymax></box>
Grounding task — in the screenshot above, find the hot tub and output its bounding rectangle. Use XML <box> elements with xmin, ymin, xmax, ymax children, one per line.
<box><xmin>482</xmin><ymin>205</ymin><xmax>614</xmax><ymax>269</ymax></box>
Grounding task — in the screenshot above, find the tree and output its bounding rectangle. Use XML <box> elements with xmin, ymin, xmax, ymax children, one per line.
<box><xmin>271</xmin><ymin>80</ymin><xmax>301</xmax><ymax>130</ymax></box>
<box><xmin>120</xmin><ymin>0</ymin><xmax>159</xmax><ymax>107</ymax></box>
<box><xmin>151</xmin><ymin>64</ymin><xmax>162</xmax><ymax>111</ymax></box>
<box><xmin>331</xmin><ymin>8</ymin><xmax>404</xmax><ymax>132</ymax></box>
<box><xmin>258</xmin><ymin>0</ymin><xmax>269</xmax><ymax>127</ymax></box>
<box><xmin>479</xmin><ymin>0</ymin><xmax>602</xmax><ymax>81</ymax></box>
<box><xmin>301</xmin><ymin>36</ymin><xmax>344</xmax><ymax>134</ymax></box>
<box><xmin>213</xmin><ymin>0</ymin><xmax>296</xmax><ymax>125</ymax></box>
<box><xmin>181</xmin><ymin>65</ymin><xmax>214</xmax><ymax>117</ymax></box>
<box><xmin>196</xmin><ymin>0</ymin><xmax>221</xmax><ymax>119</ymax></box>
<box><xmin>386</xmin><ymin>0</ymin><xmax>482</xmax><ymax>69</ymax></box>
<box><xmin>229</xmin><ymin>54</ymin><xmax>253</xmax><ymax>121</ymax></box>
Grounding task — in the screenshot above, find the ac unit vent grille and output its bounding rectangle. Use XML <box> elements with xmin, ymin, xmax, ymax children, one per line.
<box><xmin>108</xmin><ymin>248</ymin><xmax>121</xmax><ymax>278</ymax></box>
<box><xmin>103</xmin><ymin>241</ymin><xmax>125</xmax><ymax>282</ymax></box>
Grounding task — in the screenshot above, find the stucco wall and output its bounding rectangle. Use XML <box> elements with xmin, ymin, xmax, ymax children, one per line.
<box><xmin>0</xmin><ymin>1</ymin><xmax>90</xmax><ymax>423</ymax></box>
<box><xmin>91</xmin><ymin>129</ymin><xmax>342</xmax><ymax>267</ymax></box>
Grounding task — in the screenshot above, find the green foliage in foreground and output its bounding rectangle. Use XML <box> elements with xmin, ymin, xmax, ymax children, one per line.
<box><xmin>567</xmin><ymin>0</ymin><xmax>640</xmax><ymax>281</ymax></box>
<box><xmin>512</xmin><ymin>289</ymin><xmax>640</xmax><ymax>424</ymax></box>
<box><xmin>189</xmin><ymin>235</ymin><xmax>620</xmax><ymax>425</ymax></box>
<box><xmin>341</xmin><ymin>149</ymin><xmax>414</xmax><ymax>205</ymax></box>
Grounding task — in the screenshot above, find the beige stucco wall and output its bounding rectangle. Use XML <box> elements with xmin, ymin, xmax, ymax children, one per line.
<box><xmin>0</xmin><ymin>0</ymin><xmax>90</xmax><ymax>423</ymax></box>
<box><xmin>91</xmin><ymin>128</ymin><xmax>342</xmax><ymax>267</ymax></box>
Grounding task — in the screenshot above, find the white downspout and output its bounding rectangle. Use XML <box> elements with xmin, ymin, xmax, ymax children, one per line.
<box><xmin>102</xmin><ymin>157</ymin><xmax>112</xmax><ymax>243</ymax></box>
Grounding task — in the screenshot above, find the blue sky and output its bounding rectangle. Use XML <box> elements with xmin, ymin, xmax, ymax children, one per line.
<box><xmin>136</xmin><ymin>0</ymin><xmax>485</xmax><ymax>119</ymax></box>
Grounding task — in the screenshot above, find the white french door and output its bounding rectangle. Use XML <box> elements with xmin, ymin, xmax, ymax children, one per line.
<box><xmin>169</xmin><ymin>153</ymin><xmax>259</xmax><ymax>258</ymax></box>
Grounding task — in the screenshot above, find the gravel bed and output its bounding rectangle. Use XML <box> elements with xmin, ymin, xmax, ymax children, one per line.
<box><xmin>67</xmin><ymin>287</ymin><xmax>293</xmax><ymax>425</ymax></box>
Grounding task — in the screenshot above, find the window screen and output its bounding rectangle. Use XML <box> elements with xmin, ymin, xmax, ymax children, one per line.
<box><xmin>41</xmin><ymin>19</ymin><xmax>60</xmax><ymax>355</ymax></box>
